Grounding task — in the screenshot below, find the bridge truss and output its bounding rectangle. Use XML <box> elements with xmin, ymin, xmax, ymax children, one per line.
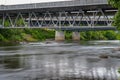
<box><xmin>0</xmin><ymin>8</ymin><xmax>117</xmax><ymax>31</ymax></box>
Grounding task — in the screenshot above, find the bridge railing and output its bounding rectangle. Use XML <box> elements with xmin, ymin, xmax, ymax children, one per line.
<box><xmin>0</xmin><ymin>0</ymin><xmax>108</xmax><ymax>11</ymax></box>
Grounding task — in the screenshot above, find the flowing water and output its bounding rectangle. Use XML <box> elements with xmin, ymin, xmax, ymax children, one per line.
<box><xmin>0</xmin><ymin>40</ymin><xmax>120</xmax><ymax>80</ymax></box>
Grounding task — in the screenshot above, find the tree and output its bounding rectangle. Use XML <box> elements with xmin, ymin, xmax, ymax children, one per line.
<box><xmin>108</xmin><ymin>0</ymin><xmax>120</xmax><ymax>29</ymax></box>
<box><xmin>108</xmin><ymin>0</ymin><xmax>120</xmax><ymax>8</ymax></box>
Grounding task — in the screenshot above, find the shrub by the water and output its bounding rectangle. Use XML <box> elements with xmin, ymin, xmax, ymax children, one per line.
<box><xmin>0</xmin><ymin>29</ymin><xmax>119</xmax><ymax>42</ymax></box>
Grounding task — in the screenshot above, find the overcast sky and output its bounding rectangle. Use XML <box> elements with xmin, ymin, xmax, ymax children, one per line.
<box><xmin>0</xmin><ymin>0</ymin><xmax>70</xmax><ymax>5</ymax></box>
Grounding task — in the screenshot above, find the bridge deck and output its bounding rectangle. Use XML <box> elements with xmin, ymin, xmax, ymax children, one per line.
<box><xmin>0</xmin><ymin>0</ymin><xmax>113</xmax><ymax>12</ymax></box>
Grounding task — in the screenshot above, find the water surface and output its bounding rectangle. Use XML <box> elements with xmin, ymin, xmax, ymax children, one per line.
<box><xmin>0</xmin><ymin>40</ymin><xmax>120</xmax><ymax>80</ymax></box>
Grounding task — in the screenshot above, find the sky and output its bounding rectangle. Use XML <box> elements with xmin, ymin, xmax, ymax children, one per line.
<box><xmin>0</xmin><ymin>0</ymin><xmax>70</xmax><ymax>5</ymax></box>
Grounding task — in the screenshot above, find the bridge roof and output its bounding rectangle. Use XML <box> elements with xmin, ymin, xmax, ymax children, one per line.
<box><xmin>0</xmin><ymin>0</ymin><xmax>114</xmax><ymax>12</ymax></box>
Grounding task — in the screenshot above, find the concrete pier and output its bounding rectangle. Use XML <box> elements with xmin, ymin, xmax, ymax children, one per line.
<box><xmin>55</xmin><ymin>31</ymin><xmax>65</xmax><ymax>41</ymax></box>
<box><xmin>72</xmin><ymin>31</ymin><xmax>80</xmax><ymax>41</ymax></box>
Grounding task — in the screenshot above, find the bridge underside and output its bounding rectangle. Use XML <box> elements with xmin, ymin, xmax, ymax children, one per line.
<box><xmin>55</xmin><ymin>26</ymin><xmax>116</xmax><ymax>31</ymax></box>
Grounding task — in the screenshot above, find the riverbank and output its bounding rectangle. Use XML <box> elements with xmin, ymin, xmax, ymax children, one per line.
<box><xmin>0</xmin><ymin>29</ymin><xmax>120</xmax><ymax>42</ymax></box>
<box><xmin>0</xmin><ymin>29</ymin><xmax>55</xmax><ymax>42</ymax></box>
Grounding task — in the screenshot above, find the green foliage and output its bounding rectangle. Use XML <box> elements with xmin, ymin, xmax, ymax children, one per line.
<box><xmin>108</xmin><ymin>0</ymin><xmax>120</xmax><ymax>29</ymax></box>
<box><xmin>118</xmin><ymin>67</ymin><xmax>120</xmax><ymax>75</ymax></box>
<box><xmin>0</xmin><ymin>34</ymin><xmax>6</xmax><ymax>41</ymax></box>
<box><xmin>0</xmin><ymin>29</ymin><xmax>55</xmax><ymax>42</ymax></box>
<box><xmin>0</xmin><ymin>20</ymin><xmax>2</xmax><ymax>24</ymax></box>
<box><xmin>65</xmin><ymin>31</ymin><xmax>72</xmax><ymax>40</ymax></box>
<box><xmin>0</xmin><ymin>28</ymin><xmax>119</xmax><ymax>42</ymax></box>
<box><xmin>113</xmin><ymin>10</ymin><xmax>120</xmax><ymax>29</ymax></box>
<box><xmin>4</xmin><ymin>20</ymin><xmax>11</xmax><ymax>27</ymax></box>
<box><xmin>64</xmin><ymin>30</ymin><xmax>118</xmax><ymax>41</ymax></box>
<box><xmin>108</xmin><ymin>0</ymin><xmax>120</xmax><ymax>8</ymax></box>
<box><xmin>104</xmin><ymin>31</ymin><xmax>117</xmax><ymax>40</ymax></box>
<box><xmin>24</xmin><ymin>29</ymin><xmax>55</xmax><ymax>41</ymax></box>
<box><xmin>0</xmin><ymin>29</ymin><xmax>24</xmax><ymax>41</ymax></box>
<box><xmin>16</xmin><ymin>18</ymin><xmax>25</xmax><ymax>26</ymax></box>
<box><xmin>80</xmin><ymin>31</ymin><xmax>107</xmax><ymax>40</ymax></box>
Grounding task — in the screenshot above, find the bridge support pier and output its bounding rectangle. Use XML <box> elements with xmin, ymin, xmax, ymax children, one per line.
<box><xmin>55</xmin><ymin>31</ymin><xmax>65</xmax><ymax>41</ymax></box>
<box><xmin>72</xmin><ymin>31</ymin><xmax>80</xmax><ymax>41</ymax></box>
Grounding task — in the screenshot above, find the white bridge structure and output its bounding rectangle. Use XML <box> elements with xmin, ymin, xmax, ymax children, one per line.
<box><xmin>0</xmin><ymin>0</ymin><xmax>117</xmax><ymax>41</ymax></box>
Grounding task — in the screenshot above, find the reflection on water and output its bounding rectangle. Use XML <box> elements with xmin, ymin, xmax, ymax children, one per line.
<box><xmin>0</xmin><ymin>41</ymin><xmax>120</xmax><ymax>80</ymax></box>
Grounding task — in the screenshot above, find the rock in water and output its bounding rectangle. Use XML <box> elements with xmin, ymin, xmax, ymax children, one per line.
<box><xmin>99</xmin><ymin>54</ymin><xmax>109</xmax><ymax>59</ymax></box>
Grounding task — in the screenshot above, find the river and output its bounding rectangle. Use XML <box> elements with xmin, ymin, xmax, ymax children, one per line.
<box><xmin>0</xmin><ymin>40</ymin><xmax>120</xmax><ymax>80</ymax></box>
